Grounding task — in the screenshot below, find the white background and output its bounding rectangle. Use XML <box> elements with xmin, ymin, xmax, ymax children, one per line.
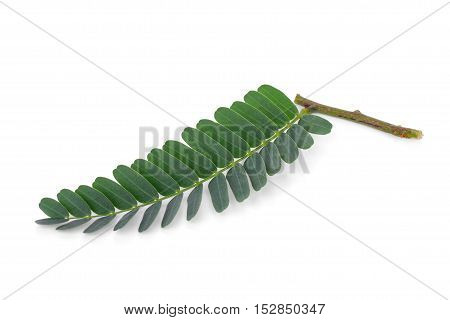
<box><xmin>0</xmin><ymin>0</ymin><xmax>449</xmax><ymax>318</ymax></box>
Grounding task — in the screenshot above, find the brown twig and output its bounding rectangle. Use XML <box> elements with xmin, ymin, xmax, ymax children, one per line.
<box><xmin>294</xmin><ymin>94</ymin><xmax>423</xmax><ymax>139</ymax></box>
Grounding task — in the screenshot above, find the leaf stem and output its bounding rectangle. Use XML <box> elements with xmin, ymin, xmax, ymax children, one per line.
<box><xmin>294</xmin><ymin>94</ymin><xmax>423</xmax><ymax>139</ymax></box>
<box><xmin>69</xmin><ymin>112</ymin><xmax>305</xmax><ymax>221</ymax></box>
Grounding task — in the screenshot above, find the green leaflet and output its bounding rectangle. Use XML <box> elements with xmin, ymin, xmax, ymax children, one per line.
<box><xmin>299</xmin><ymin>115</ymin><xmax>332</xmax><ymax>135</ymax></box>
<box><xmin>113</xmin><ymin>165</ymin><xmax>159</xmax><ymax>203</ymax></box>
<box><xmin>243</xmin><ymin>153</ymin><xmax>267</xmax><ymax>191</ymax></box>
<box><xmin>93</xmin><ymin>177</ymin><xmax>137</xmax><ymax>210</ymax></box>
<box><xmin>161</xmin><ymin>194</ymin><xmax>183</xmax><ymax>227</ymax></box>
<box><xmin>139</xmin><ymin>202</ymin><xmax>161</xmax><ymax>232</ymax></box>
<box><xmin>114</xmin><ymin>209</ymin><xmax>138</xmax><ymax>231</ymax></box>
<box><xmin>35</xmin><ymin>218</ymin><xmax>69</xmax><ymax>225</ymax></box>
<box><xmin>226</xmin><ymin>164</ymin><xmax>250</xmax><ymax>202</ymax></box>
<box><xmin>187</xmin><ymin>185</ymin><xmax>203</xmax><ymax>221</ymax></box>
<box><xmin>274</xmin><ymin>133</ymin><xmax>299</xmax><ymax>164</ymax></box>
<box><xmin>75</xmin><ymin>185</ymin><xmax>115</xmax><ymax>215</ymax></box>
<box><xmin>258</xmin><ymin>84</ymin><xmax>299</xmax><ymax>120</ymax></box>
<box><xmin>163</xmin><ymin>140</ymin><xmax>217</xmax><ymax>178</ymax></box>
<box><xmin>230</xmin><ymin>101</ymin><xmax>277</xmax><ymax>139</ymax></box>
<box><xmin>214</xmin><ymin>107</ymin><xmax>265</xmax><ymax>148</ymax></box>
<box><xmin>147</xmin><ymin>148</ymin><xmax>198</xmax><ymax>188</ymax></box>
<box><xmin>197</xmin><ymin>119</ymin><xmax>250</xmax><ymax>158</ymax></box>
<box><xmin>83</xmin><ymin>215</ymin><xmax>115</xmax><ymax>233</ymax></box>
<box><xmin>208</xmin><ymin>173</ymin><xmax>229</xmax><ymax>212</ymax></box>
<box><xmin>57</xmin><ymin>189</ymin><xmax>91</xmax><ymax>218</ymax></box>
<box><xmin>56</xmin><ymin>218</ymin><xmax>91</xmax><ymax>230</ymax></box>
<box><xmin>182</xmin><ymin>127</ymin><xmax>234</xmax><ymax>168</ymax></box>
<box><xmin>288</xmin><ymin>124</ymin><xmax>314</xmax><ymax>149</ymax></box>
<box><xmin>131</xmin><ymin>159</ymin><xmax>180</xmax><ymax>196</ymax></box>
<box><xmin>260</xmin><ymin>142</ymin><xmax>282</xmax><ymax>176</ymax></box>
<box><xmin>244</xmin><ymin>90</ymin><xmax>289</xmax><ymax>128</ymax></box>
<box><xmin>39</xmin><ymin>198</ymin><xmax>69</xmax><ymax>219</ymax></box>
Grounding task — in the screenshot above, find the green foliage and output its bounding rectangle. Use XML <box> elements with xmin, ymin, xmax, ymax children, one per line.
<box><xmin>260</xmin><ymin>142</ymin><xmax>282</xmax><ymax>176</ymax></box>
<box><xmin>226</xmin><ymin>164</ymin><xmax>250</xmax><ymax>202</ymax></box>
<box><xmin>186</xmin><ymin>185</ymin><xmax>203</xmax><ymax>221</ymax></box>
<box><xmin>243</xmin><ymin>153</ymin><xmax>267</xmax><ymax>191</ymax></box>
<box><xmin>274</xmin><ymin>133</ymin><xmax>299</xmax><ymax>164</ymax></box>
<box><xmin>113</xmin><ymin>209</ymin><xmax>138</xmax><ymax>231</ymax></box>
<box><xmin>39</xmin><ymin>198</ymin><xmax>69</xmax><ymax>219</ymax></box>
<box><xmin>208</xmin><ymin>173</ymin><xmax>229</xmax><ymax>213</ymax></box>
<box><xmin>288</xmin><ymin>124</ymin><xmax>314</xmax><ymax>149</ymax></box>
<box><xmin>161</xmin><ymin>194</ymin><xmax>183</xmax><ymax>227</ymax></box>
<box><xmin>36</xmin><ymin>85</ymin><xmax>332</xmax><ymax>233</ymax></box>
<box><xmin>139</xmin><ymin>202</ymin><xmax>161</xmax><ymax>232</ymax></box>
<box><xmin>299</xmin><ymin>115</ymin><xmax>332</xmax><ymax>135</ymax></box>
